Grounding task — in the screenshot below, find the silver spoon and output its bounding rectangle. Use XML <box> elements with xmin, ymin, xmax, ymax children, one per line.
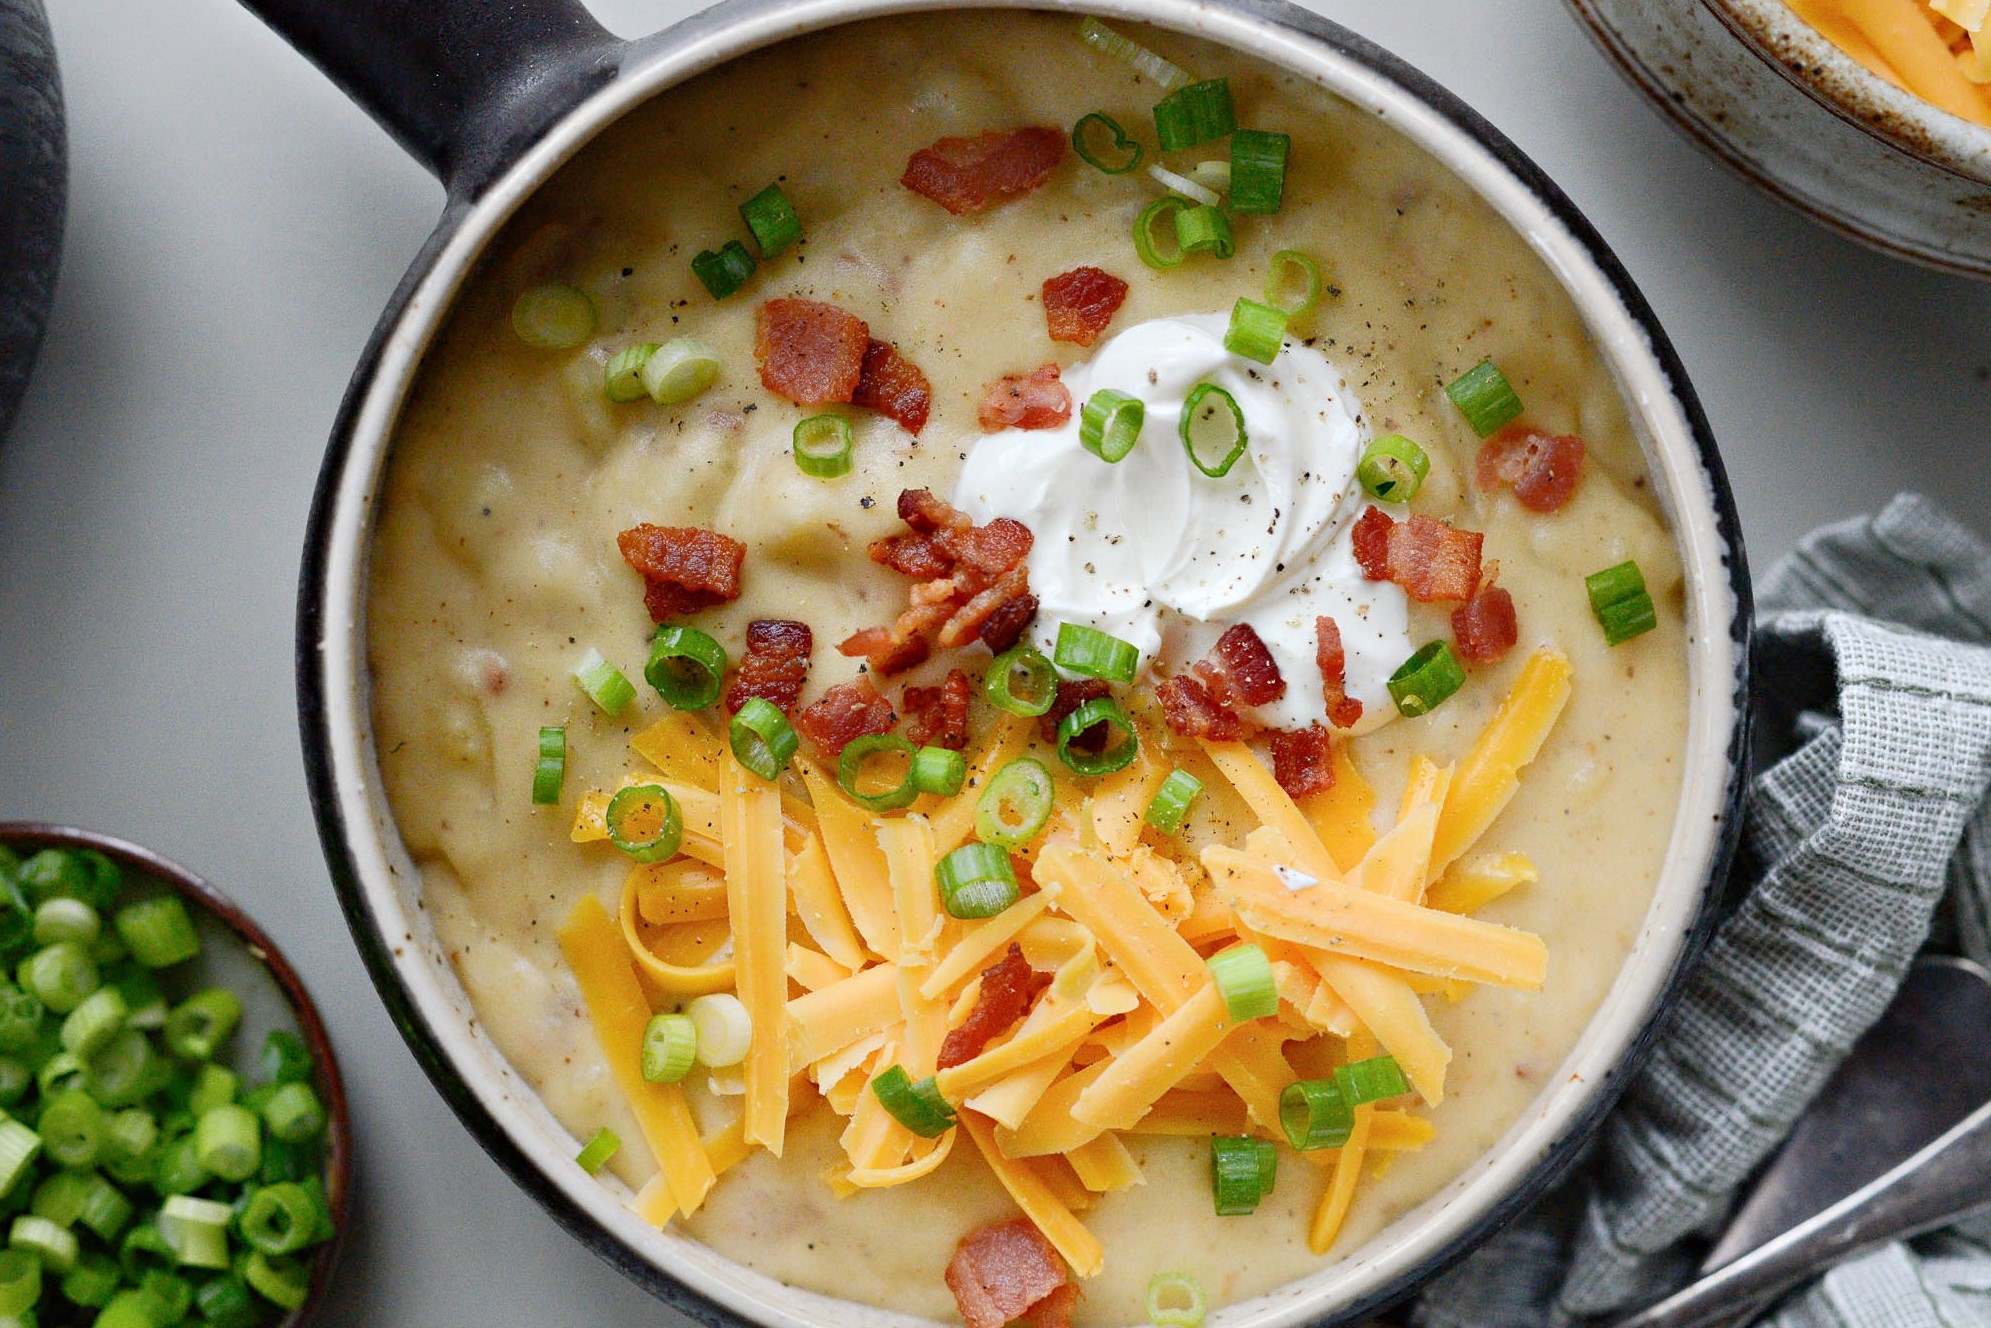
<box><xmin>1605</xmin><ymin>957</ymin><xmax>1991</xmax><ymax>1328</ymax></box>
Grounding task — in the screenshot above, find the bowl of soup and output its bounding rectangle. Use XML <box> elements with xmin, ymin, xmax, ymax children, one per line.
<box><xmin>279</xmin><ymin>0</ymin><xmax>1750</xmax><ymax>1323</ymax></box>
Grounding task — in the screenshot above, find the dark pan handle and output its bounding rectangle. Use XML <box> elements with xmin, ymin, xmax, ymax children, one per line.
<box><xmin>236</xmin><ymin>0</ymin><xmax>621</xmax><ymax>197</ymax></box>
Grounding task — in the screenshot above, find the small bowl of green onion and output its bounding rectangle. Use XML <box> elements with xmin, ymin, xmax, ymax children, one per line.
<box><xmin>0</xmin><ymin>825</ymin><xmax>349</xmax><ymax>1328</ymax></box>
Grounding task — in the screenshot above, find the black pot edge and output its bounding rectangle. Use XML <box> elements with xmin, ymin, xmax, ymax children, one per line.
<box><xmin>293</xmin><ymin>6</ymin><xmax>1755</xmax><ymax>1325</ymax></box>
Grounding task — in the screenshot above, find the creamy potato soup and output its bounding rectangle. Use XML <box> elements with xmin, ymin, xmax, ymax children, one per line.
<box><xmin>367</xmin><ymin>11</ymin><xmax>1687</xmax><ymax>1325</ymax></box>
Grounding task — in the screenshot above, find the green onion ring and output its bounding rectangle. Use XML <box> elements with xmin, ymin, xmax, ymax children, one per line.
<box><xmin>729</xmin><ymin>697</ymin><xmax>800</xmax><ymax>782</ymax></box>
<box><xmin>644</xmin><ymin>625</ymin><xmax>727</xmax><ymax>711</ymax></box>
<box><xmin>1071</xmin><ymin>112</ymin><xmax>1144</xmax><ymax>174</ymax></box>
<box><xmin>836</xmin><ymin>734</ymin><xmax>920</xmax><ymax>812</ymax></box>
<box><xmin>1356</xmin><ymin>434</ymin><xmax>1431</xmax><ymax>503</ymax></box>
<box><xmin>976</xmin><ymin>758</ymin><xmax>1056</xmax><ymax>849</ymax></box>
<box><xmin>1179</xmin><ymin>382</ymin><xmax>1249</xmax><ymax>479</ymax></box>
<box><xmin>1144</xmin><ymin>768</ymin><xmax>1204</xmax><ymax>835</ymax></box>
<box><xmin>1054</xmin><ymin>622</ymin><xmax>1141</xmax><ymax>684</ymax></box>
<box><xmin>606</xmin><ymin>785</ymin><xmax>684</xmax><ymax>864</ymax></box>
<box><xmin>1056</xmin><ymin>696</ymin><xmax>1139</xmax><ymax>776</ymax></box>
<box><xmin>793</xmin><ymin>414</ymin><xmax>854</xmax><ymax>478</ymax></box>
<box><xmin>1264</xmin><ymin>249</ymin><xmax>1324</xmax><ymax>320</ymax></box>
<box><xmin>910</xmin><ymin>746</ymin><xmax>968</xmax><ymax>798</ymax></box>
<box><xmin>1133</xmin><ymin>196</ymin><xmax>1192</xmax><ymax>271</ymax></box>
<box><xmin>1079</xmin><ymin>389</ymin><xmax>1146</xmax><ymax>463</ymax></box>
<box><xmin>1278</xmin><ymin>1077</ymin><xmax>1354</xmax><ymax>1150</ymax></box>
<box><xmin>870</xmin><ymin>1064</ymin><xmax>955</xmax><ymax>1137</ymax></box>
<box><xmin>1206</xmin><ymin>942</ymin><xmax>1277</xmax><ymax>1022</ymax></box>
<box><xmin>983</xmin><ymin>646</ymin><xmax>1058</xmax><ymax>717</ymax></box>
<box><xmin>934</xmin><ymin>843</ymin><xmax>1021</xmax><ymax>920</ymax></box>
<box><xmin>1386</xmin><ymin>641</ymin><xmax>1467</xmax><ymax>719</ymax></box>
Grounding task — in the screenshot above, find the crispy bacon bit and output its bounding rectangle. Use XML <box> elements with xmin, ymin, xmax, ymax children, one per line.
<box><xmin>851</xmin><ymin>339</ymin><xmax>932</xmax><ymax>436</ymax></box>
<box><xmin>1477</xmin><ymin>426</ymin><xmax>1587</xmax><ymax>513</ymax></box>
<box><xmin>978</xmin><ymin>364</ymin><xmax>1073</xmax><ymax>433</ymax></box>
<box><xmin>902</xmin><ymin>126</ymin><xmax>1066</xmax><ymax>216</ymax></box>
<box><xmin>754</xmin><ymin>298</ymin><xmax>868</xmax><ymax>405</ymax></box>
<box><xmin>1040</xmin><ymin>678</ymin><xmax>1112</xmax><ymax>746</ymax></box>
<box><xmin>1270</xmin><ymin>724</ymin><xmax>1335</xmax><ymax>799</ymax></box>
<box><xmin>978</xmin><ymin>592</ymin><xmax>1039</xmax><ymax>654</ymax></box>
<box><xmin>1042</xmin><ymin>266</ymin><xmax>1129</xmax><ymax>347</ymax></box>
<box><xmin>1349</xmin><ymin>508</ymin><xmax>1483</xmax><ymax>602</ymax></box>
<box><xmin>1452</xmin><ymin>564</ymin><xmax>1519</xmax><ymax>665</ymax></box>
<box><xmin>1210</xmin><ymin>624</ymin><xmax>1285</xmax><ymax>707</ymax></box>
<box><xmin>844</xmin><ymin>491</ymin><xmax>1037</xmax><ymax>676</ymax></box>
<box><xmin>1314</xmin><ymin>616</ymin><xmax>1364</xmax><ymax>729</ymax></box>
<box><xmin>1352</xmin><ymin>506</ymin><xmax>1394</xmax><ymax>581</ymax></box>
<box><xmin>1155</xmin><ymin>674</ymin><xmax>1246</xmax><ymax>742</ymax></box>
<box><xmin>903</xmin><ymin>669</ymin><xmax>973</xmax><ymax>750</ymax></box>
<box><xmin>616</xmin><ymin>525</ymin><xmax>746</xmax><ymax>622</ymax></box>
<box><xmin>792</xmin><ymin>677</ymin><xmax>897</xmax><ymax>758</ymax></box>
<box><xmin>937</xmin><ymin>945</ymin><xmax>1049</xmax><ymax>1069</ymax></box>
<box><xmin>724</xmin><ymin>620</ymin><xmax>812</xmax><ymax>714</ymax></box>
<box><xmin>945</xmin><ymin>1219</ymin><xmax>1075</xmax><ymax>1328</ymax></box>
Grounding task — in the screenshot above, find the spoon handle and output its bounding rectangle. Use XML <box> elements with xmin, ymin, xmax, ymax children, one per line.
<box><xmin>1607</xmin><ymin>1099</ymin><xmax>1991</xmax><ymax>1328</ymax></box>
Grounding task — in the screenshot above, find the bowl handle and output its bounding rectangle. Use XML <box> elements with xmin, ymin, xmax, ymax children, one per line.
<box><xmin>235</xmin><ymin>0</ymin><xmax>622</xmax><ymax>197</ymax></box>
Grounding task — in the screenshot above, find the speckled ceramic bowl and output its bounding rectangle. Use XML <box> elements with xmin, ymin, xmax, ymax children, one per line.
<box><xmin>1568</xmin><ymin>0</ymin><xmax>1991</xmax><ymax>277</ymax></box>
<box><xmin>245</xmin><ymin>0</ymin><xmax>1753</xmax><ymax>1322</ymax></box>
<box><xmin>0</xmin><ymin>0</ymin><xmax>65</xmax><ymax>442</ymax></box>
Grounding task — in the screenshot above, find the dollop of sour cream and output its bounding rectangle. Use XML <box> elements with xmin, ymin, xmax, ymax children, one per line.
<box><xmin>954</xmin><ymin>312</ymin><xmax>1411</xmax><ymax>733</ymax></box>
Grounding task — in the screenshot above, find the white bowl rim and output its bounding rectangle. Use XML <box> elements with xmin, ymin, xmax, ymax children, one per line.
<box><xmin>294</xmin><ymin>2</ymin><xmax>1753</xmax><ymax>1324</ymax></box>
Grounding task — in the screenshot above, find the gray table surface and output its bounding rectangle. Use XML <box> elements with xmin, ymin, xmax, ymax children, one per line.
<box><xmin>3</xmin><ymin>0</ymin><xmax>1988</xmax><ymax>1322</ymax></box>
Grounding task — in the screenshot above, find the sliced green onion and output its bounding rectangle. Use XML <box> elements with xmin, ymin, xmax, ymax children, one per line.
<box><xmin>10</xmin><ymin>1214</ymin><xmax>77</xmax><ymax>1272</ymax></box>
<box><xmin>1191</xmin><ymin>159</ymin><xmax>1232</xmax><ymax>192</ymax></box>
<box><xmin>604</xmin><ymin>342</ymin><xmax>659</xmax><ymax>403</ymax></box>
<box><xmin>1133</xmin><ymin>196</ymin><xmax>1191</xmax><ymax>271</ymax></box>
<box><xmin>869</xmin><ymin>1065</ymin><xmax>955</xmax><ymax>1138</ymax></box>
<box><xmin>934</xmin><ymin>843</ymin><xmax>1021</xmax><ymax>920</ymax></box>
<box><xmin>976</xmin><ymin>759</ymin><xmax>1056</xmax><ymax>849</ymax></box>
<box><xmin>1206</xmin><ymin>943</ymin><xmax>1276</xmax><ymax>1021</ymax></box>
<box><xmin>983</xmin><ymin>646</ymin><xmax>1058</xmax><ymax>717</ymax></box>
<box><xmin>1147</xmin><ymin>162</ymin><xmax>1218</xmax><ymax>206</ymax></box>
<box><xmin>1279</xmin><ymin>1076</ymin><xmax>1354</xmax><ymax>1149</ymax></box>
<box><xmin>1223</xmin><ymin>296</ymin><xmax>1287</xmax><ymax>365</ymax></box>
<box><xmin>0</xmin><ymin>1248</ymin><xmax>37</xmax><ymax>1317</ymax></box>
<box><xmin>1056</xmin><ymin>696</ymin><xmax>1139</xmax><ymax>776</ymax></box>
<box><xmin>573</xmin><ymin>647</ymin><xmax>636</xmax><ymax>716</ymax></box>
<box><xmin>141</xmin><ymin>1268</ymin><xmax>195</xmax><ymax>1322</ymax></box>
<box><xmin>260</xmin><ymin>1029</ymin><xmax>314</xmax><ymax>1084</ymax></box>
<box><xmin>1264</xmin><ymin>249</ymin><xmax>1324</xmax><ymax>321</ymax></box>
<box><xmin>99</xmin><ymin>1288</ymin><xmax>166</xmax><ymax>1327</ymax></box>
<box><xmin>740</xmin><ymin>183</ymin><xmax>802</xmax><ymax>257</ymax></box>
<box><xmin>691</xmin><ymin>240</ymin><xmax>757</xmax><ymax>300</ymax></box>
<box><xmin>37</xmin><ymin>1052</ymin><xmax>85</xmax><ymax>1100</ymax></box>
<box><xmin>532</xmin><ymin>725</ymin><xmax>567</xmax><ymax>806</ymax></box>
<box><xmin>1054</xmin><ymin>623</ymin><xmax>1140</xmax><ymax>683</ymax></box>
<box><xmin>191</xmin><ymin>1274</ymin><xmax>254</xmax><ymax>1324</ymax></box>
<box><xmin>638</xmin><ymin>336</ymin><xmax>721</xmax><ymax>405</ymax></box>
<box><xmin>1599</xmin><ymin>592</ymin><xmax>1658</xmax><ymax>646</ymax></box>
<box><xmin>793</xmin><ymin>414</ymin><xmax>854</xmax><ymax>478</ymax></box>
<box><xmin>237</xmin><ymin>1184</ymin><xmax>316</xmax><ymax>1258</ymax></box>
<box><xmin>32</xmin><ymin>1168</ymin><xmax>90</xmax><ymax>1226</ymax></box>
<box><xmin>16</xmin><ymin>850</ymin><xmax>86</xmax><ymax>908</ymax></box>
<box><xmin>261</xmin><ymin>1082</ymin><xmax>327</xmax><ymax>1143</ymax></box>
<box><xmin>1209</xmin><ymin>1135</ymin><xmax>1271</xmax><ymax>1215</ymax></box>
<box><xmin>1228</xmin><ymin>129</ymin><xmax>1290</xmax><ymax>214</ymax></box>
<box><xmin>120</xmin><ymin>1221</ymin><xmax>176</xmax><ymax>1280</ymax></box>
<box><xmin>1587</xmin><ymin>561</ymin><xmax>1658</xmax><ymax>645</ymax></box>
<box><xmin>1072</xmin><ymin>113</ymin><xmax>1144</xmax><ymax>175</ymax></box>
<box><xmin>189</xmin><ymin>1062</ymin><xmax>238</xmax><ymax>1116</ymax></box>
<box><xmin>644</xmin><ymin>625</ymin><xmax>726</xmax><ymax>711</ymax></box>
<box><xmin>1387</xmin><ymin>641</ymin><xmax>1468</xmax><ymax>718</ymax></box>
<box><xmin>85</xmin><ymin>1031</ymin><xmax>158</xmax><ymax>1108</ymax></box>
<box><xmin>1357</xmin><ymin>434</ymin><xmax>1431</xmax><ymax>502</ymax></box>
<box><xmin>1445</xmin><ymin>359</ymin><xmax>1523</xmax><ymax>437</ymax></box>
<box><xmin>194</xmin><ymin>1104</ymin><xmax>260</xmax><ymax>1183</ymax></box>
<box><xmin>730</xmin><ymin>698</ymin><xmax>800</xmax><ymax>782</ymax></box>
<box><xmin>115</xmin><ymin>970</ymin><xmax>164</xmax><ymax>1030</ymax></box>
<box><xmin>163</xmin><ymin>989</ymin><xmax>240</xmax><ymax>1062</ymax></box>
<box><xmin>1077</xmin><ymin>16</ymin><xmax>1194</xmax><ymax>91</ymax></box>
<box><xmin>1585</xmin><ymin>560</ymin><xmax>1646</xmax><ymax>613</ymax></box>
<box><xmin>1335</xmin><ymin>1054</ymin><xmax>1411</xmax><ymax>1106</ymax></box>
<box><xmin>1179</xmin><ymin>382</ymin><xmax>1248</xmax><ymax>478</ymax></box>
<box><xmin>77</xmin><ymin>1174</ymin><xmax>133</xmax><ymax>1243</ymax></box>
<box><xmin>1079</xmin><ymin>389</ymin><xmax>1146</xmax><ymax>463</ymax></box>
<box><xmin>0</xmin><ymin>1121</ymin><xmax>38</xmax><ymax>1198</ymax></box>
<box><xmin>33</xmin><ymin>897</ymin><xmax>99</xmax><ymax>947</ymax></box>
<box><xmin>575</xmin><ymin>1126</ymin><xmax>619</xmax><ymax>1175</ymax></box>
<box><xmin>510</xmin><ymin>283</ymin><xmax>596</xmax><ymax>350</ymax></box>
<box><xmin>1153</xmin><ymin>78</ymin><xmax>1235</xmax><ymax>150</ymax></box>
<box><xmin>1173</xmin><ymin>204</ymin><xmax>1233</xmax><ymax>260</ymax></box>
<box><xmin>640</xmin><ymin>1013</ymin><xmax>698</xmax><ymax>1085</ymax></box>
<box><xmin>605</xmin><ymin>785</ymin><xmax>683</xmax><ymax>864</ymax></box>
<box><xmin>836</xmin><ymin>734</ymin><xmax>919</xmax><ymax>812</ymax></box>
<box><xmin>23</xmin><ymin>942</ymin><xmax>98</xmax><ymax>1012</ymax></box>
<box><xmin>103</xmin><ymin>1109</ymin><xmax>157</xmax><ymax>1175</ymax></box>
<box><xmin>910</xmin><ymin>746</ymin><xmax>968</xmax><ymax>798</ymax></box>
<box><xmin>243</xmin><ymin>1251</ymin><xmax>310</xmax><ymax>1311</ymax></box>
<box><xmin>0</xmin><ymin>1060</ymin><xmax>24</xmax><ymax>1107</ymax></box>
<box><xmin>1145</xmin><ymin>769</ymin><xmax>1204</xmax><ymax>835</ymax></box>
<box><xmin>1145</xmin><ymin>1271</ymin><xmax>1207</xmax><ymax>1328</ymax></box>
<box><xmin>685</xmin><ymin>992</ymin><xmax>752</xmax><ymax>1068</ymax></box>
<box><xmin>159</xmin><ymin>1194</ymin><xmax>232</xmax><ymax>1269</ymax></box>
<box><xmin>60</xmin><ymin>986</ymin><xmax>125</xmax><ymax>1057</ymax></box>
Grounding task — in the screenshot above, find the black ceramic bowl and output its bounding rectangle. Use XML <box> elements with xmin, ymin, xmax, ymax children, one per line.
<box><xmin>0</xmin><ymin>0</ymin><xmax>65</xmax><ymax>442</ymax></box>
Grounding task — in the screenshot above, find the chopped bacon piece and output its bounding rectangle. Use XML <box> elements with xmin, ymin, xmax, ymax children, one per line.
<box><xmin>845</xmin><ymin>490</ymin><xmax>1037</xmax><ymax>676</ymax></box>
<box><xmin>1452</xmin><ymin>564</ymin><xmax>1519</xmax><ymax>665</ymax></box>
<box><xmin>792</xmin><ymin>677</ymin><xmax>897</xmax><ymax>758</ymax></box>
<box><xmin>903</xmin><ymin>669</ymin><xmax>973</xmax><ymax>750</ymax></box>
<box><xmin>937</xmin><ymin>945</ymin><xmax>1048</xmax><ymax>1069</ymax></box>
<box><xmin>1211</xmin><ymin>624</ymin><xmax>1285</xmax><ymax>707</ymax></box>
<box><xmin>851</xmin><ymin>339</ymin><xmax>931</xmax><ymax>436</ymax></box>
<box><xmin>1350</xmin><ymin>508</ymin><xmax>1483</xmax><ymax>602</ymax></box>
<box><xmin>1477</xmin><ymin>426</ymin><xmax>1586</xmax><ymax>513</ymax></box>
<box><xmin>616</xmin><ymin>525</ymin><xmax>746</xmax><ymax>622</ymax></box>
<box><xmin>1270</xmin><ymin>724</ymin><xmax>1335</xmax><ymax>799</ymax></box>
<box><xmin>1155</xmin><ymin>674</ymin><xmax>1246</xmax><ymax>742</ymax></box>
<box><xmin>1352</xmin><ymin>506</ymin><xmax>1393</xmax><ymax>581</ymax></box>
<box><xmin>724</xmin><ymin>620</ymin><xmax>812</xmax><ymax>714</ymax></box>
<box><xmin>978</xmin><ymin>364</ymin><xmax>1072</xmax><ymax>433</ymax></box>
<box><xmin>1040</xmin><ymin>678</ymin><xmax>1112</xmax><ymax>746</ymax></box>
<box><xmin>945</xmin><ymin>1218</ymin><xmax>1075</xmax><ymax>1328</ymax></box>
<box><xmin>1042</xmin><ymin>266</ymin><xmax>1129</xmax><ymax>347</ymax></box>
<box><xmin>1314</xmin><ymin>616</ymin><xmax>1364</xmax><ymax>729</ymax></box>
<box><xmin>902</xmin><ymin>126</ymin><xmax>1066</xmax><ymax>216</ymax></box>
<box><xmin>978</xmin><ymin>592</ymin><xmax>1038</xmax><ymax>654</ymax></box>
<box><xmin>754</xmin><ymin>298</ymin><xmax>868</xmax><ymax>405</ymax></box>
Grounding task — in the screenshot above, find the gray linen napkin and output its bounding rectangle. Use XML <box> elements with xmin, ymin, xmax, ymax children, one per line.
<box><xmin>1412</xmin><ymin>493</ymin><xmax>1991</xmax><ymax>1328</ymax></box>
